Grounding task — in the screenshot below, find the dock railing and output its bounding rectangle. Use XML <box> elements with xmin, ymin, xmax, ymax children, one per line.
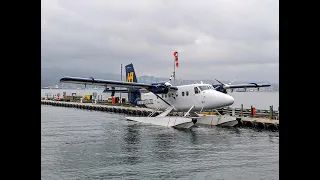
<box><xmin>216</xmin><ymin>104</ymin><xmax>279</xmax><ymax>120</ymax></box>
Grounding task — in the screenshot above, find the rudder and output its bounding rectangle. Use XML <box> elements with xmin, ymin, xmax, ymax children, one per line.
<box><xmin>125</xmin><ymin>63</ymin><xmax>141</xmax><ymax>106</ymax></box>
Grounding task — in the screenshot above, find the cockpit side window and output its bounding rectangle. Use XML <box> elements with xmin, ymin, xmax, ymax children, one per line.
<box><xmin>194</xmin><ymin>87</ymin><xmax>199</xmax><ymax>94</ymax></box>
<box><xmin>198</xmin><ymin>86</ymin><xmax>209</xmax><ymax>91</ymax></box>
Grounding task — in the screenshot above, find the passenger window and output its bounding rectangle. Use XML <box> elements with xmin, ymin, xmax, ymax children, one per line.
<box><xmin>161</xmin><ymin>94</ymin><xmax>164</xmax><ymax>98</ymax></box>
<box><xmin>176</xmin><ymin>93</ymin><xmax>178</xmax><ymax>97</ymax></box>
<box><xmin>165</xmin><ymin>94</ymin><xmax>167</xmax><ymax>98</ymax></box>
<box><xmin>182</xmin><ymin>92</ymin><xmax>185</xmax><ymax>96</ymax></box>
<box><xmin>169</xmin><ymin>94</ymin><xmax>171</xmax><ymax>97</ymax></box>
<box><xmin>186</xmin><ymin>91</ymin><xmax>189</xmax><ymax>96</ymax></box>
<box><xmin>194</xmin><ymin>87</ymin><xmax>199</xmax><ymax>94</ymax></box>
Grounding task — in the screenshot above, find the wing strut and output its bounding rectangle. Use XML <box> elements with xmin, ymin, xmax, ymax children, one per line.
<box><xmin>152</xmin><ymin>93</ymin><xmax>177</xmax><ymax>111</ymax></box>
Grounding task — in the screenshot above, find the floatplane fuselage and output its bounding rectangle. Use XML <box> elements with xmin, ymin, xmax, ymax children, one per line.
<box><xmin>140</xmin><ymin>83</ymin><xmax>234</xmax><ymax>112</ymax></box>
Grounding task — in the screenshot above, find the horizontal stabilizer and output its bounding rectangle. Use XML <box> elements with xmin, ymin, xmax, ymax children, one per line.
<box><xmin>103</xmin><ymin>89</ymin><xmax>129</xmax><ymax>93</ymax></box>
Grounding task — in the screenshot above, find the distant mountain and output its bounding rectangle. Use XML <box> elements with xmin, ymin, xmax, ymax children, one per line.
<box><xmin>41</xmin><ymin>67</ymin><xmax>125</xmax><ymax>87</ymax></box>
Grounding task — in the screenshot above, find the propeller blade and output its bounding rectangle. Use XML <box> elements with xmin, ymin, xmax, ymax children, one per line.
<box><xmin>214</xmin><ymin>78</ymin><xmax>225</xmax><ymax>85</ymax></box>
<box><xmin>229</xmin><ymin>78</ymin><xmax>236</xmax><ymax>85</ymax></box>
<box><xmin>165</xmin><ymin>70</ymin><xmax>175</xmax><ymax>86</ymax></box>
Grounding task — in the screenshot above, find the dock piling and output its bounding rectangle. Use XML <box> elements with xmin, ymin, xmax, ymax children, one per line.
<box><xmin>269</xmin><ymin>105</ymin><xmax>273</xmax><ymax>119</ymax></box>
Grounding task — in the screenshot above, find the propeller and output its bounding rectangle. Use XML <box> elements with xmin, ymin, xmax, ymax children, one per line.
<box><xmin>228</xmin><ymin>79</ymin><xmax>236</xmax><ymax>92</ymax></box>
<box><xmin>228</xmin><ymin>78</ymin><xmax>236</xmax><ymax>85</ymax></box>
<box><xmin>155</xmin><ymin>70</ymin><xmax>175</xmax><ymax>88</ymax></box>
<box><xmin>214</xmin><ymin>78</ymin><xmax>232</xmax><ymax>93</ymax></box>
<box><xmin>214</xmin><ymin>79</ymin><xmax>227</xmax><ymax>89</ymax></box>
<box><xmin>214</xmin><ymin>78</ymin><xmax>236</xmax><ymax>89</ymax></box>
<box><xmin>166</xmin><ymin>70</ymin><xmax>175</xmax><ymax>86</ymax></box>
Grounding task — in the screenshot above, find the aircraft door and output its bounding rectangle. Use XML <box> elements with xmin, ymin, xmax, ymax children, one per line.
<box><xmin>201</xmin><ymin>91</ymin><xmax>206</xmax><ymax>105</ymax></box>
<box><xmin>156</xmin><ymin>94</ymin><xmax>162</xmax><ymax>104</ymax></box>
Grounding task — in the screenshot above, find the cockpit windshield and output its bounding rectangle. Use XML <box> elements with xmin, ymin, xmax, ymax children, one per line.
<box><xmin>198</xmin><ymin>85</ymin><xmax>209</xmax><ymax>91</ymax></box>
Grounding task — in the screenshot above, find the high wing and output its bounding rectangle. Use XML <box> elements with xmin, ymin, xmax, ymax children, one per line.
<box><xmin>60</xmin><ymin>76</ymin><xmax>153</xmax><ymax>89</ymax></box>
<box><xmin>60</xmin><ymin>76</ymin><xmax>178</xmax><ymax>91</ymax></box>
<box><xmin>213</xmin><ymin>78</ymin><xmax>271</xmax><ymax>93</ymax></box>
<box><xmin>213</xmin><ymin>79</ymin><xmax>271</xmax><ymax>89</ymax></box>
<box><xmin>224</xmin><ymin>83</ymin><xmax>271</xmax><ymax>89</ymax></box>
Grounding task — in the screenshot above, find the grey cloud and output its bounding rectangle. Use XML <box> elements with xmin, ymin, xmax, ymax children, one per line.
<box><xmin>41</xmin><ymin>0</ymin><xmax>279</xmax><ymax>83</ymax></box>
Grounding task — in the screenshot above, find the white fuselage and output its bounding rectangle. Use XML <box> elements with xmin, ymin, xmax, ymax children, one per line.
<box><xmin>140</xmin><ymin>84</ymin><xmax>234</xmax><ymax>112</ymax></box>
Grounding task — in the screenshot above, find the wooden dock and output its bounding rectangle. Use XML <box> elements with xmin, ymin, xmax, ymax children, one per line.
<box><xmin>41</xmin><ymin>99</ymin><xmax>279</xmax><ymax>131</ymax></box>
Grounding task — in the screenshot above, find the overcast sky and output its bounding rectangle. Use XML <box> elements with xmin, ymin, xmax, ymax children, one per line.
<box><xmin>41</xmin><ymin>0</ymin><xmax>279</xmax><ymax>83</ymax></box>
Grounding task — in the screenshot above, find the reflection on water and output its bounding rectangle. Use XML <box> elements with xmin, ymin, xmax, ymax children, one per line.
<box><xmin>234</xmin><ymin>127</ymin><xmax>241</xmax><ymax>136</ymax></box>
<box><xmin>123</xmin><ymin>124</ymin><xmax>141</xmax><ymax>147</ymax></box>
<box><xmin>122</xmin><ymin>123</ymin><xmax>141</xmax><ymax>165</ymax></box>
<box><xmin>189</xmin><ymin>129</ymin><xmax>198</xmax><ymax>145</ymax></box>
<box><xmin>268</xmin><ymin>133</ymin><xmax>279</xmax><ymax>143</ymax></box>
<box><xmin>153</xmin><ymin>130</ymin><xmax>177</xmax><ymax>161</ymax></box>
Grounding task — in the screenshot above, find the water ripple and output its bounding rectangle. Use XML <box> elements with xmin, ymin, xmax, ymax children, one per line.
<box><xmin>42</xmin><ymin>105</ymin><xmax>278</xmax><ymax>180</ymax></box>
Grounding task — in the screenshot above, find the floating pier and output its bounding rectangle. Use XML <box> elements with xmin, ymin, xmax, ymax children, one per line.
<box><xmin>41</xmin><ymin>99</ymin><xmax>279</xmax><ymax>131</ymax></box>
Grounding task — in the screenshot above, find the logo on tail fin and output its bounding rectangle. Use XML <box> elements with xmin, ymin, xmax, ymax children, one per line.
<box><xmin>127</xmin><ymin>72</ymin><xmax>134</xmax><ymax>82</ymax></box>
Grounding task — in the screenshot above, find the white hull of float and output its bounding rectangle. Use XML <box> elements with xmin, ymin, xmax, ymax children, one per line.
<box><xmin>125</xmin><ymin>116</ymin><xmax>196</xmax><ymax>129</ymax></box>
<box><xmin>196</xmin><ymin>114</ymin><xmax>238</xmax><ymax>127</ymax></box>
<box><xmin>125</xmin><ymin>106</ymin><xmax>197</xmax><ymax>129</ymax></box>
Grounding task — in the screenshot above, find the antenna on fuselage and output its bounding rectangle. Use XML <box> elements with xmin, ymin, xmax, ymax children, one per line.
<box><xmin>168</xmin><ymin>71</ymin><xmax>175</xmax><ymax>83</ymax></box>
<box><xmin>164</xmin><ymin>70</ymin><xmax>175</xmax><ymax>87</ymax></box>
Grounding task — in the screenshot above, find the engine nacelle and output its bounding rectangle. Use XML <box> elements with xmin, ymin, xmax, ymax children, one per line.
<box><xmin>149</xmin><ymin>82</ymin><xmax>170</xmax><ymax>94</ymax></box>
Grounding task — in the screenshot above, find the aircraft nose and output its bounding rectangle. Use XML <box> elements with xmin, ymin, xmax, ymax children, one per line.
<box><xmin>223</xmin><ymin>93</ymin><xmax>234</xmax><ymax>106</ymax></box>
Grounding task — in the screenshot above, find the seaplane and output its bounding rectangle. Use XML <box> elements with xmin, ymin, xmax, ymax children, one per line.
<box><xmin>60</xmin><ymin>63</ymin><xmax>237</xmax><ymax>129</ymax></box>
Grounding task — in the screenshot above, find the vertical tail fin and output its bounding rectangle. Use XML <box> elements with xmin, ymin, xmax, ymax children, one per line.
<box><xmin>125</xmin><ymin>63</ymin><xmax>138</xmax><ymax>82</ymax></box>
<box><xmin>125</xmin><ymin>63</ymin><xmax>141</xmax><ymax>106</ymax></box>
